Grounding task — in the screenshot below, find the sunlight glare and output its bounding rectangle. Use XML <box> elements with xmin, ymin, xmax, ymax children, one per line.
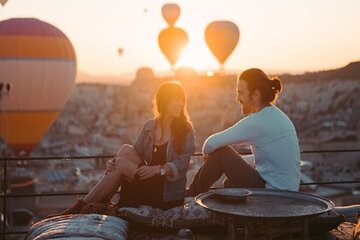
<box><xmin>206</xmin><ymin>71</ymin><xmax>215</xmax><ymax>77</ymax></box>
<box><xmin>176</xmin><ymin>37</ymin><xmax>217</xmax><ymax>71</ymax></box>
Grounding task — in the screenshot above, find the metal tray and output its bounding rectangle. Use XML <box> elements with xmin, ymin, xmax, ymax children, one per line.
<box><xmin>195</xmin><ymin>188</ymin><xmax>334</xmax><ymax>220</ymax></box>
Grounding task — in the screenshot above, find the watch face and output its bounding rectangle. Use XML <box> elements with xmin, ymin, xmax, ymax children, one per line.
<box><xmin>160</xmin><ymin>168</ymin><xmax>166</xmax><ymax>176</ymax></box>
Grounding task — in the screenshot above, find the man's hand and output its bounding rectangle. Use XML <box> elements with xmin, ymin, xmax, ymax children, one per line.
<box><xmin>136</xmin><ymin>165</ymin><xmax>160</xmax><ymax>180</ymax></box>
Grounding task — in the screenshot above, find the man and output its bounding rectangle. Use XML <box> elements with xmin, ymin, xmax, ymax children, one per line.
<box><xmin>188</xmin><ymin>68</ymin><xmax>301</xmax><ymax>196</ymax></box>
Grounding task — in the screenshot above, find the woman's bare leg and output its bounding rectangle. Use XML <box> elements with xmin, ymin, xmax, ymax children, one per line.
<box><xmin>102</xmin><ymin>144</ymin><xmax>143</xmax><ymax>201</ymax></box>
<box><xmin>83</xmin><ymin>144</ymin><xmax>142</xmax><ymax>203</ymax></box>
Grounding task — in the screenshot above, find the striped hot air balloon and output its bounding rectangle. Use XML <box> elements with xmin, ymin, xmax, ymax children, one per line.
<box><xmin>0</xmin><ymin>18</ymin><xmax>76</xmax><ymax>156</ymax></box>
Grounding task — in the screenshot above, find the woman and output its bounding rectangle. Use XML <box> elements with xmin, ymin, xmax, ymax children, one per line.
<box><xmin>49</xmin><ymin>81</ymin><xmax>195</xmax><ymax>216</ymax></box>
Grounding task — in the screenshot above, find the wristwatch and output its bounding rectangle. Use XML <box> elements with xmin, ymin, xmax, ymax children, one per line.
<box><xmin>160</xmin><ymin>166</ymin><xmax>166</xmax><ymax>176</ymax></box>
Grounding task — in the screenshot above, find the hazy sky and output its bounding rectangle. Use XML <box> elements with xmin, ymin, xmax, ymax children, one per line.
<box><xmin>1</xmin><ymin>0</ymin><xmax>360</xmax><ymax>77</ymax></box>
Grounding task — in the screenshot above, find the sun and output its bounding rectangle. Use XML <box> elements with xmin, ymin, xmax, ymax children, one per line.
<box><xmin>176</xmin><ymin>37</ymin><xmax>218</xmax><ymax>72</ymax></box>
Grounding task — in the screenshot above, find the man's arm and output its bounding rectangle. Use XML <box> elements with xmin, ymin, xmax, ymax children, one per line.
<box><xmin>202</xmin><ymin>116</ymin><xmax>259</xmax><ymax>155</ymax></box>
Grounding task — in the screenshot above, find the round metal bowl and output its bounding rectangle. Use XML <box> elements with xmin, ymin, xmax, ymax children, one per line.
<box><xmin>210</xmin><ymin>188</ymin><xmax>252</xmax><ymax>202</ymax></box>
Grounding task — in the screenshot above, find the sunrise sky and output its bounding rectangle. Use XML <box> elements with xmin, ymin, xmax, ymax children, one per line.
<box><xmin>1</xmin><ymin>0</ymin><xmax>360</xmax><ymax>79</ymax></box>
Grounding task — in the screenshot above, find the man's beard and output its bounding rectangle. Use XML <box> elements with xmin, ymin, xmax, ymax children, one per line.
<box><xmin>241</xmin><ymin>104</ymin><xmax>251</xmax><ymax>115</ymax></box>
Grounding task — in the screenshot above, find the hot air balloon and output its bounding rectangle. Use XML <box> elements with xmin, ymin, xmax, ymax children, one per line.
<box><xmin>158</xmin><ymin>27</ymin><xmax>188</xmax><ymax>69</ymax></box>
<box><xmin>117</xmin><ymin>48</ymin><xmax>124</xmax><ymax>56</ymax></box>
<box><xmin>205</xmin><ymin>21</ymin><xmax>240</xmax><ymax>67</ymax></box>
<box><xmin>0</xmin><ymin>0</ymin><xmax>8</xmax><ymax>6</ymax></box>
<box><xmin>0</xmin><ymin>18</ymin><xmax>76</xmax><ymax>156</ymax></box>
<box><xmin>161</xmin><ymin>3</ymin><xmax>180</xmax><ymax>26</ymax></box>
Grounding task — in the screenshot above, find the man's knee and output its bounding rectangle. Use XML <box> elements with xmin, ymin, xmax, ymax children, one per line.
<box><xmin>207</xmin><ymin>146</ymin><xmax>231</xmax><ymax>161</ymax></box>
<box><xmin>212</xmin><ymin>146</ymin><xmax>232</xmax><ymax>155</ymax></box>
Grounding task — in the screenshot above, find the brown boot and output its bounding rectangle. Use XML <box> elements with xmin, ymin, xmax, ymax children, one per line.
<box><xmin>48</xmin><ymin>199</ymin><xmax>87</xmax><ymax>218</ymax></box>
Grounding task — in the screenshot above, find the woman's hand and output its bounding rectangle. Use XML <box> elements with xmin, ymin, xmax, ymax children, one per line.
<box><xmin>105</xmin><ymin>157</ymin><xmax>117</xmax><ymax>173</ymax></box>
<box><xmin>136</xmin><ymin>165</ymin><xmax>160</xmax><ymax>180</ymax></box>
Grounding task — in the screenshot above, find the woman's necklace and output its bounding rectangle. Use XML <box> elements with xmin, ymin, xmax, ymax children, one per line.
<box><xmin>154</xmin><ymin>145</ymin><xmax>159</xmax><ymax>152</ymax></box>
<box><xmin>154</xmin><ymin>121</ymin><xmax>165</xmax><ymax>153</ymax></box>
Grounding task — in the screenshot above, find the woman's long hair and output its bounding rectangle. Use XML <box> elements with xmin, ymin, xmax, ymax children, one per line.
<box><xmin>153</xmin><ymin>81</ymin><xmax>192</xmax><ymax>153</ymax></box>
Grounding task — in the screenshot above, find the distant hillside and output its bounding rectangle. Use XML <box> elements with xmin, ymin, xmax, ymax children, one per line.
<box><xmin>76</xmin><ymin>71</ymin><xmax>134</xmax><ymax>85</ymax></box>
<box><xmin>1</xmin><ymin>61</ymin><xmax>359</xmax><ymax>157</ymax></box>
<box><xmin>75</xmin><ymin>61</ymin><xmax>360</xmax><ymax>86</ymax></box>
<box><xmin>280</xmin><ymin>61</ymin><xmax>360</xmax><ymax>82</ymax></box>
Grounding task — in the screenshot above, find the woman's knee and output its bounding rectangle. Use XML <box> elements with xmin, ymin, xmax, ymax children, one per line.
<box><xmin>114</xmin><ymin>156</ymin><xmax>128</xmax><ymax>165</ymax></box>
<box><xmin>115</xmin><ymin>157</ymin><xmax>126</xmax><ymax>168</ymax></box>
<box><xmin>117</xmin><ymin>144</ymin><xmax>135</xmax><ymax>157</ymax></box>
<box><xmin>116</xmin><ymin>144</ymin><xmax>142</xmax><ymax>165</ymax></box>
<box><xmin>113</xmin><ymin>157</ymin><xmax>136</xmax><ymax>176</ymax></box>
<box><xmin>116</xmin><ymin>158</ymin><xmax>138</xmax><ymax>181</ymax></box>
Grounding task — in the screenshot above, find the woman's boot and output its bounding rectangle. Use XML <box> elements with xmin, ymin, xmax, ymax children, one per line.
<box><xmin>48</xmin><ymin>199</ymin><xmax>87</xmax><ymax>218</ymax></box>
